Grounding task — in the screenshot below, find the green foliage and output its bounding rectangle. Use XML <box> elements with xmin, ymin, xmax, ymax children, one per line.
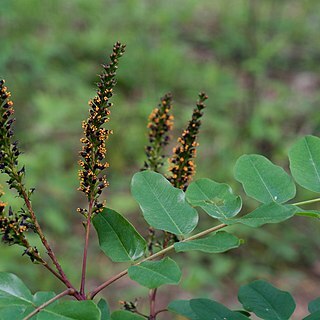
<box><xmin>232</xmin><ymin>203</ymin><xmax>297</xmax><ymax>227</ymax></box>
<box><xmin>93</xmin><ymin>208</ymin><xmax>146</xmax><ymax>262</ymax></box>
<box><xmin>0</xmin><ymin>273</ymin><xmax>100</xmax><ymax>320</ymax></box>
<box><xmin>1</xmin><ymin>12</ymin><xmax>320</xmax><ymax>316</ymax></box>
<box><xmin>131</xmin><ymin>170</ymin><xmax>198</xmax><ymax>235</ymax></box>
<box><xmin>168</xmin><ymin>300</ymin><xmax>199</xmax><ymax>320</ymax></box>
<box><xmin>289</xmin><ymin>135</ymin><xmax>320</xmax><ymax>192</ymax></box>
<box><xmin>2</xmin><ymin>3</ymin><xmax>320</xmax><ymax>308</ymax></box>
<box><xmin>186</xmin><ymin>179</ymin><xmax>242</xmax><ymax>220</ymax></box>
<box><xmin>238</xmin><ymin>280</ymin><xmax>296</xmax><ymax>319</ymax></box>
<box><xmin>174</xmin><ymin>231</ymin><xmax>240</xmax><ymax>253</ymax></box>
<box><xmin>97</xmin><ymin>299</ymin><xmax>110</xmax><ymax>320</ymax></box>
<box><xmin>110</xmin><ymin>310</ymin><xmax>145</xmax><ymax>320</ymax></box>
<box><xmin>234</xmin><ymin>154</ymin><xmax>296</xmax><ymax>204</ymax></box>
<box><xmin>309</xmin><ymin>298</ymin><xmax>320</xmax><ymax>313</ymax></box>
<box><xmin>305</xmin><ymin>298</ymin><xmax>320</xmax><ymax>320</ymax></box>
<box><xmin>36</xmin><ymin>301</ymin><xmax>101</xmax><ymax>320</ymax></box>
<box><xmin>170</xmin><ymin>280</ymin><xmax>298</xmax><ymax>320</ymax></box>
<box><xmin>170</xmin><ymin>298</ymin><xmax>249</xmax><ymax>320</ymax></box>
<box><xmin>128</xmin><ymin>257</ymin><xmax>181</xmax><ymax>289</ymax></box>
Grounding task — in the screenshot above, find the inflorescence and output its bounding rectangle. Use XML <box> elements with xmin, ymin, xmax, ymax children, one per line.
<box><xmin>0</xmin><ymin>80</ymin><xmax>39</xmax><ymax>260</ymax></box>
<box><xmin>168</xmin><ymin>92</ymin><xmax>208</xmax><ymax>191</ymax></box>
<box><xmin>143</xmin><ymin>93</ymin><xmax>174</xmax><ymax>172</ymax></box>
<box><xmin>0</xmin><ymin>80</ymin><xmax>24</xmax><ymax>194</ymax></box>
<box><xmin>78</xmin><ymin>42</ymin><xmax>126</xmax><ymax>216</ymax></box>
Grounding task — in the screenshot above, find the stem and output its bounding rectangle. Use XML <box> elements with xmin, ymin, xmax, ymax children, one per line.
<box><xmin>80</xmin><ymin>199</ymin><xmax>94</xmax><ymax>296</ymax></box>
<box><xmin>42</xmin><ymin>262</ymin><xmax>65</xmax><ymax>283</ymax></box>
<box><xmin>154</xmin><ymin>309</ymin><xmax>168</xmax><ymax>317</ymax></box>
<box><xmin>23</xmin><ymin>288</ymin><xmax>74</xmax><ymax>320</ymax></box>
<box><xmin>292</xmin><ymin>197</ymin><xmax>320</xmax><ymax>206</ymax></box>
<box><xmin>149</xmin><ymin>288</ymin><xmax>157</xmax><ymax>320</ymax></box>
<box><xmin>88</xmin><ymin>223</ymin><xmax>227</xmax><ymax>299</ymax></box>
<box><xmin>20</xmin><ymin>189</ymin><xmax>82</xmax><ymax>299</ymax></box>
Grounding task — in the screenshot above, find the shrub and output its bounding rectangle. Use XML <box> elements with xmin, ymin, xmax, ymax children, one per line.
<box><xmin>0</xmin><ymin>42</ymin><xmax>319</xmax><ymax>320</ymax></box>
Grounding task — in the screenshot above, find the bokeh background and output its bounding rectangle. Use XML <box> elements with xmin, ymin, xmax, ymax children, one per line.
<box><xmin>1</xmin><ymin>1</ymin><xmax>320</xmax><ymax>319</ymax></box>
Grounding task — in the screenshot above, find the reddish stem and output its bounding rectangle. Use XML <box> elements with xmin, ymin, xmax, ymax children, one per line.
<box><xmin>20</xmin><ymin>189</ymin><xmax>82</xmax><ymax>300</ymax></box>
<box><xmin>149</xmin><ymin>288</ymin><xmax>157</xmax><ymax>320</ymax></box>
<box><xmin>23</xmin><ymin>288</ymin><xmax>75</xmax><ymax>320</ymax></box>
<box><xmin>88</xmin><ymin>223</ymin><xmax>227</xmax><ymax>299</ymax></box>
<box><xmin>80</xmin><ymin>199</ymin><xmax>94</xmax><ymax>296</ymax></box>
<box><xmin>154</xmin><ymin>309</ymin><xmax>168</xmax><ymax>317</ymax></box>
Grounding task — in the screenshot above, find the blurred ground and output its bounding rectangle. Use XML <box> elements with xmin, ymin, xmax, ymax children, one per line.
<box><xmin>1</xmin><ymin>1</ymin><xmax>320</xmax><ymax>318</ymax></box>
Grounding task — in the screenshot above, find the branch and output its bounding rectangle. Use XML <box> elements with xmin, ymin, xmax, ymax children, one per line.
<box><xmin>23</xmin><ymin>288</ymin><xmax>74</xmax><ymax>320</ymax></box>
<box><xmin>20</xmin><ymin>189</ymin><xmax>82</xmax><ymax>300</ymax></box>
<box><xmin>88</xmin><ymin>223</ymin><xmax>227</xmax><ymax>299</ymax></box>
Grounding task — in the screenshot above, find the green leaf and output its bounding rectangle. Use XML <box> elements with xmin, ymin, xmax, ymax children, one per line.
<box><xmin>168</xmin><ymin>300</ymin><xmax>199</xmax><ymax>320</ymax></box>
<box><xmin>128</xmin><ymin>257</ymin><xmax>181</xmax><ymax>289</ymax></box>
<box><xmin>234</xmin><ymin>154</ymin><xmax>296</xmax><ymax>203</ymax></box>
<box><xmin>0</xmin><ymin>306</ymin><xmax>27</xmax><ymax>320</ymax></box>
<box><xmin>289</xmin><ymin>135</ymin><xmax>320</xmax><ymax>192</ymax></box>
<box><xmin>238</xmin><ymin>280</ymin><xmax>296</xmax><ymax>320</ymax></box>
<box><xmin>190</xmin><ymin>299</ymin><xmax>249</xmax><ymax>319</ymax></box>
<box><xmin>295</xmin><ymin>210</ymin><xmax>320</xmax><ymax>218</ymax></box>
<box><xmin>37</xmin><ymin>300</ymin><xmax>101</xmax><ymax>320</ymax></box>
<box><xmin>0</xmin><ymin>273</ymin><xmax>86</xmax><ymax>320</ymax></box>
<box><xmin>303</xmin><ymin>311</ymin><xmax>320</xmax><ymax>320</ymax></box>
<box><xmin>309</xmin><ymin>297</ymin><xmax>320</xmax><ymax>313</ymax></box>
<box><xmin>0</xmin><ymin>272</ymin><xmax>33</xmax><ymax>317</ymax></box>
<box><xmin>33</xmin><ymin>291</ymin><xmax>56</xmax><ymax>306</ymax></box>
<box><xmin>0</xmin><ymin>272</ymin><xmax>33</xmax><ymax>305</ymax></box>
<box><xmin>186</xmin><ymin>178</ymin><xmax>242</xmax><ymax>220</ymax></box>
<box><xmin>231</xmin><ymin>203</ymin><xmax>296</xmax><ymax>227</ymax></box>
<box><xmin>111</xmin><ymin>310</ymin><xmax>145</xmax><ymax>320</ymax></box>
<box><xmin>174</xmin><ymin>231</ymin><xmax>241</xmax><ymax>253</ymax></box>
<box><xmin>131</xmin><ymin>170</ymin><xmax>198</xmax><ymax>235</ymax></box>
<box><xmin>98</xmin><ymin>299</ymin><xmax>111</xmax><ymax>320</ymax></box>
<box><xmin>93</xmin><ymin>208</ymin><xmax>146</xmax><ymax>262</ymax></box>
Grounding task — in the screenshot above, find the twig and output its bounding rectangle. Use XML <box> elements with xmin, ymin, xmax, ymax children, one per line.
<box><xmin>292</xmin><ymin>197</ymin><xmax>320</xmax><ymax>206</ymax></box>
<box><xmin>154</xmin><ymin>309</ymin><xmax>168</xmax><ymax>317</ymax></box>
<box><xmin>23</xmin><ymin>288</ymin><xmax>74</xmax><ymax>320</ymax></box>
<box><xmin>88</xmin><ymin>223</ymin><xmax>227</xmax><ymax>299</ymax></box>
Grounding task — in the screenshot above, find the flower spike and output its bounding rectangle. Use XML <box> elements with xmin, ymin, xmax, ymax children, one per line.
<box><xmin>78</xmin><ymin>42</ymin><xmax>126</xmax><ymax>216</ymax></box>
<box><xmin>168</xmin><ymin>92</ymin><xmax>208</xmax><ymax>190</ymax></box>
<box><xmin>143</xmin><ymin>93</ymin><xmax>174</xmax><ymax>172</ymax></box>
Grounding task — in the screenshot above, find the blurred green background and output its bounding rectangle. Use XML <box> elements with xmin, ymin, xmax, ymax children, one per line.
<box><xmin>1</xmin><ymin>0</ymin><xmax>320</xmax><ymax>318</ymax></box>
